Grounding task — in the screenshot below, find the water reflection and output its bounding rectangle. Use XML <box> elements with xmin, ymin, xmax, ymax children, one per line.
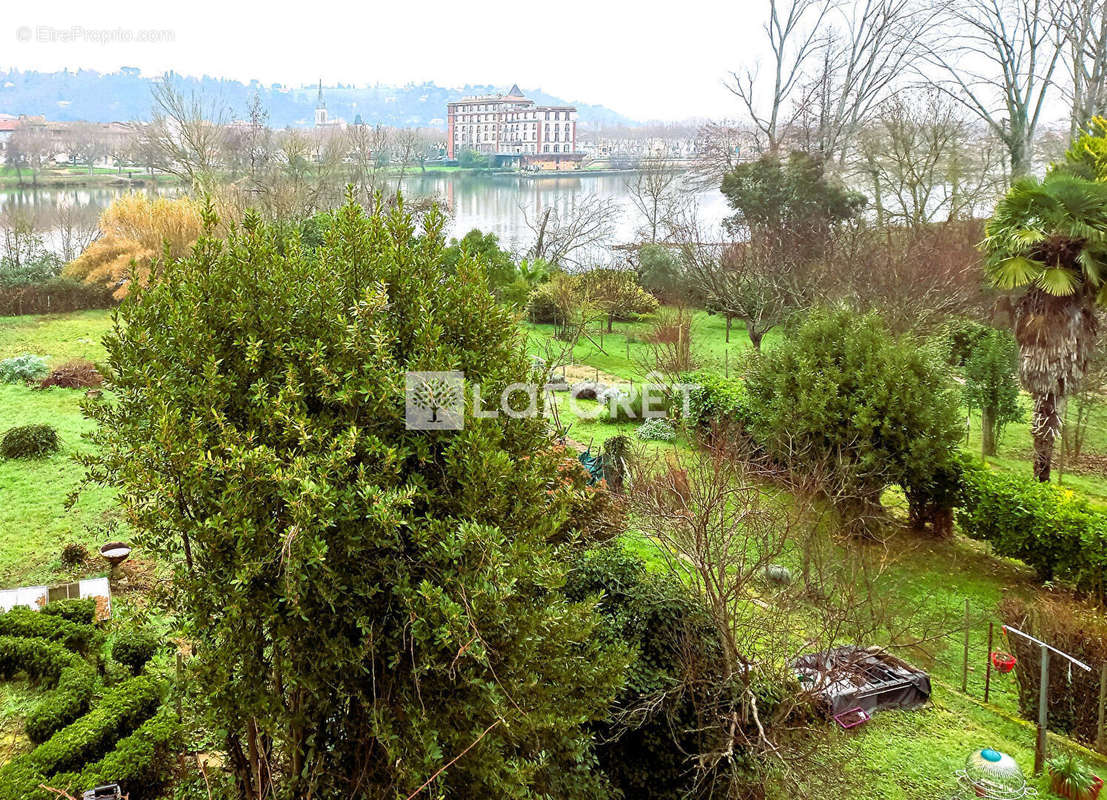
<box><xmin>2</xmin><ymin>172</ymin><xmax>728</xmax><ymax>258</ymax></box>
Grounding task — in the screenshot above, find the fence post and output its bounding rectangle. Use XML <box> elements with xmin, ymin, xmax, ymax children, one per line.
<box><xmin>1098</xmin><ymin>664</ymin><xmax>1107</xmax><ymax>753</ymax></box>
<box><xmin>1035</xmin><ymin>647</ymin><xmax>1050</xmax><ymax>774</ymax></box>
<box><xmin>962</xmin><ymin>599</ymin><xmax>971</xmax><ymax>694</ymax></box>
<box><xmin>984</xmin><ymin>622</ymin><xmax>994</xmax><ymax>704</ymax></box>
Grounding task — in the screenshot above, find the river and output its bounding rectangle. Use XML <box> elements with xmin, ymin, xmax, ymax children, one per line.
<box><xmin>0</xmin><ymin>172</ymin><xmax>729</xmax><ymax>263</ymax></box>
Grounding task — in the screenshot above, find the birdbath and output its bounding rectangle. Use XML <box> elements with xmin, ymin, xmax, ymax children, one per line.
<box><xmin>99</xmin><ymin>542</ymin><xmax>131</xmax><ymax>581</ymax></box>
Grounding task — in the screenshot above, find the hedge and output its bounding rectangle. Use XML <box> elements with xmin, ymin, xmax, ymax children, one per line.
<box><xmin>0</xmin><ymin>277</ymin><xmax>115</xmax><ymax>317</ymax></box>
<box><xmin>111</xmin><ymin>630</ymin><xmax>160</xmax><ymax>674</ymax></box>
<box><xmin>34</xmin><ymin>706</ymin><xmax>182</xmax><ymax>800</ymax></box>
<box><xmin>0</xmin><ymin>674</ymin><xmax>163</xmax><ymax>793</ymax></box>
<box><xmin>0</xmin><ymin>636</ymin><xmax>75</xmax><ymax>684</ymax></box>
<box><xmin>0</xmin><ymin>607</ymin><xmax>97</xmax><ymax>653</ymax></box>
<box><xmin>0</xmin><ymin>636</ymin><xmax>99</xmax><ymax>744</ymax></box>
<box><xmin>25</xmin><ymin>658</ymin><xmax>97</xmax><ymax>744</ymax></box>
<box><xmin>958</xmin><ymin>460</ymin><xmax>1107</xmax><ymax>592</ymax></box>
<box><xmin>41</xmin><ymin>598</ymin><xmax>97</xmax><ymax>626</ymax></box>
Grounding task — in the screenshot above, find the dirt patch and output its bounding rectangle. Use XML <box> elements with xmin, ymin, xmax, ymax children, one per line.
<box><xmin>561</xmin><ymin>364</ymin><xmax>628</xmax><ymax>386</ymax></box>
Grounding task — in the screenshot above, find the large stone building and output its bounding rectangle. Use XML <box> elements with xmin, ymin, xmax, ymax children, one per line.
<box><xmin>446</xmin><ymin>84</ymin><xmax>577</xmax><ymax>160</ymax></box>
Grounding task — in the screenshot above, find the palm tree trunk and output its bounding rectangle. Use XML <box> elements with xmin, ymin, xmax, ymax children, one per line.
<box><xmin>1031</xmin><ymin>392</ymin><xmax>1063</xmax><ymax>482</ymax></box>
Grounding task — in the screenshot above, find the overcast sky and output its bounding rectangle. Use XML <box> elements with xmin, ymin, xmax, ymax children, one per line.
<box><xmin>3</xmin><ymin>1</ymin><xmax>759</xmax><ymax>121</ymax></box>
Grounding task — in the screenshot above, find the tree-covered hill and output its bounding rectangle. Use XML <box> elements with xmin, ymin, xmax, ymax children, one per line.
<box><xmin>0</xmin><ymin>68</ymin><xmax>634</xmax><ymax>128</ymax></box>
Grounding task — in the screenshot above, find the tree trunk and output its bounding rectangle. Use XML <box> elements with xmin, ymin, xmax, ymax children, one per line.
<box><xmin>607</xmin><ymin>313</ymin><xmax>613</xmax><ymax>333</ymax></box>
<box><xmin>748</xmin><ymin>326</ymin><xmax>763</xmax><ymax>351</ymax></box>
<box><xmin>1032</xmin><ymin>392</ymin><xmax>1060</xmax><ymax>482</ymax></box>
<box><xmin>981</xmin><ymin>406</ymin><xmax>996</xmax><ymax>457</ymax></box>
<box><xmin>725</xmin><ymin>315</ymin><xmax>732</xmax><ymax>343</ymax></box>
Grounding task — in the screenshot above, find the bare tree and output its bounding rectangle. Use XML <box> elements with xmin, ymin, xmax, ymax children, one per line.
<box><xmin>625</xmin><ymin>441</ymin><xmax>962</xmax><ymax>796</ymax></box>
<box><xmin>727</xmin><ymin>0</ymin><xmax>834</xmax><ymax>153</ymax></box>
<box><xmin>1057</xmin><ymin>0</ymin><xmax>1107</xmax><ymax>138</ymax></box>
<box><xmin>796</xmin><ymin>0</ymin><xmax>932</xmax><ymax>162</ymax></box>
<box><xmin>923</xmin><ymin>0</ymin><xmax>1064</xmax><ymax>177</ymax></box>
<box><xmin>6</xmin><ymin>125</ymin><xmax>56</xmax><ymax>186</ymax></box>
<box><xmin>142</xmin><ymin>77</ymin><xmax>230</xmax><ymax>190</ymax></box>
<box><xmin>626</xmin><ymin>155</ymin><xmax>682</xmax><ymax>243</ymax></box>
<box><xmin>690</xmin><ymin>120</ymin><xmax>750</xmax><ymax>189</ymax></box>
<box><xmin>522</xmin><ymin>194</ymin><xmax>621</xmax><ymax>268</ymax></box>
<box><xmin>853</xmin><ymin>90</ymin><xmax>1006</xmax><ymax>226</ymax></box>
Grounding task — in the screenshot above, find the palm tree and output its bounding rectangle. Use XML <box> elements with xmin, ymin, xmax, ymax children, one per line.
<box><xmin>982</xmin><ymin>173</ymin><xmax>1107</xmax><ymax>481</ymax></box>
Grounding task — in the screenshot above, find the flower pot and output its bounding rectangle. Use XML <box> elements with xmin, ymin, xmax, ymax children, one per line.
<box><xmin>1050</xmin><ymin>772</ymin><xmax>1103</xmax><ymax>800</ymax></box>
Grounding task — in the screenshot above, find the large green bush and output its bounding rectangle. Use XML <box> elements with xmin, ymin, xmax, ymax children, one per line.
<box><xmin>958</xmin><ymin>460</ymin><xmax>1107</xmax><ymax>590</ymax></box>
<box><xmin>744</xmin><ymin>309</ymin><xmax>963</xmax><ymax>526</ymax></box>
<box><xmin>82</xmin><ymin>198</ymin><xmax>628</xmax><ymax>798</ymax></box>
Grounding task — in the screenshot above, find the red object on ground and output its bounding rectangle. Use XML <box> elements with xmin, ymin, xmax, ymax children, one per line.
<box><xmin>991</xmin><ymin>651</ymin><xmax>1017</xmax><ymax>674</ymax></box>
<box><xmin>833</xmin><ymin>707</ymin><xmax>870</xmax><ymax>730</ymax></box>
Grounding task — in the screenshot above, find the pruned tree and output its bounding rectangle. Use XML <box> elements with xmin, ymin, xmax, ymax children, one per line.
<box><xmin>581</xmin><ymin>267</ymin><xmax>659</xmax><ymax>332</ymax></box>
<box><xmin>923</xmin><ymin>0</ymin><xmax>1064</xmax><ymax>177</ymax></box>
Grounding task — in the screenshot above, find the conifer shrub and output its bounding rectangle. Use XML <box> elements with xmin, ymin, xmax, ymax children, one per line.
<box><xmin>1</xmin><ymin>423</ymin><xmax>60</xmax><ymax>459</ymax></box>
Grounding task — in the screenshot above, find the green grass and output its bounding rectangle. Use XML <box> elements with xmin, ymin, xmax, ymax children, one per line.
<box><xmin>5</xmin><ymin>307</ymin><xmax>1107</xmax><ymax>797</ymax></box>
<box><xmin>0</xmin><ymin>310</ymin><xmax>117</xmax><ymax>586</ymax></box>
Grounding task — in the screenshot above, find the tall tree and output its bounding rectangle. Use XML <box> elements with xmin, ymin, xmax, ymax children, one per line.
<box><xmin>924</xmin><ymin>0</ymin><xmax>1063</xmax><ymax>178</ymax></box>
<box><xmin>1058</xmin><ymin>0</ymin><xmax>1107</xmax><ymax>139</ymax></box>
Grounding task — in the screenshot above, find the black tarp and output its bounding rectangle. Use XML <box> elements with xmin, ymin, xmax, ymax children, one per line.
<box><xmin>793</xmin><ymin>645</ymin><xmax>932</xmax><ymax>717</ymax></box>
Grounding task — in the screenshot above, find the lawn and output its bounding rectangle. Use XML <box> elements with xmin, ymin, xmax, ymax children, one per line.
<box><xmin>5</xmin><ymin>308</ymin><xmax>1107</xmax><ymax>797</ymax></box>
<box><xmin>0</xmin><ymin>310</ymin><xmax>117</xmax><ymax>586</ymax></box>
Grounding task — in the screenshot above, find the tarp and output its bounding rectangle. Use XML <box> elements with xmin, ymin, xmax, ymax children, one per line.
<box><xmin>793</xmin><ymin>645</ymin><xmax>931</xmax><ymax>717</ymax></box>
<box><xmin>578</xmin><ymin>450</ymin><xmax>605</xmax><ymax>485</ymax></box>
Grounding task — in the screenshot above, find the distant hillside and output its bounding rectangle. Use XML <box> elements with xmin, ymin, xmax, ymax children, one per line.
<box><xmin>0</xmin><ymin>69</ymin><xmax>635</xmax><ymax>128</ymax></box>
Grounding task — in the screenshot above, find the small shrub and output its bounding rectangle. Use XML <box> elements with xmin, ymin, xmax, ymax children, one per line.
<box><xmin>42</xmin><ymin>598</ymin><xmax>97</xmax><ymax>626</ymax></box>
<box><xmin>636</xmin><ymin>418</ymin><xmax>677</xmax><ymax>441</ymax></box>
<box><xmin>38</xmin><ymin>359</ymin><xmax>103</xmax><ymax>390</ymax></box>
<box><xmin>681</xmin><ymin>370</ymin><xmax>754</xmax><ymax>431</ymax></box>
<box><xmin>570</xmin><ymin>381</ymin><xmax>605</xmax><ymax>401</ymax></box>
<box><xmin>112</xmin><ymin>630</ymin><xmax>160</xmax><ymax>674</ymax></box>
<box><xmin>601</xmin><ymin>388</ymin><xmax>671</xmax><ymax>424</ymax></box>
<box><xmin>60</xmin><ymin>543</ymin><xmax>89</xmax><ymax>569</ymax></box>
<box><xmin>1</xmin><ymin>423</ymin><xmax>60</xmax><ymax>459</ymax></box>
<box><xmin>0</xmin><ymin>354</ymin><xmax>48</xmax><ymax>384</ymax></box>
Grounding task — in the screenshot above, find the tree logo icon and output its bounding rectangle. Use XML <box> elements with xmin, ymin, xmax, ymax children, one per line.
<box><xmin>405</xmin><ymin>371</ymin><xmax>465</xmax><ymax>430</ymax></box>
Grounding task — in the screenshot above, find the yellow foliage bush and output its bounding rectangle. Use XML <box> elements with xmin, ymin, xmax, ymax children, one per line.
<box><xmin>65</xmin><ymin>194</ymin><xmax>217</xmax><ymax>299</ymax></box>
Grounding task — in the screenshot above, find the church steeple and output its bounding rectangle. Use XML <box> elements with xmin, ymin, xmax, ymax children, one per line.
<box><xmin>315</xmin><ymin>79</ymin><xmax>328</xmax><ymax>126</ymax></box>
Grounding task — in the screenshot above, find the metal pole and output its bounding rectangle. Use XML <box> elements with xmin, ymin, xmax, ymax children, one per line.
<box><xmin>984</xmin><ymin>622</ymin><xmax>994</xmax><ymax>704</ymax></box>
<box><xmin>962</xmin><ymin>599</ymin><xmax>971</xmax><ymax>694</ymax></box>
<box><xmin>1035</xmin><ymin>646</ymin><xmax>1050</xmax><ymax>774</ymax></box>
<box><xmin>1098</xmin><ymin>663</ymin><xmax>1107</xmax><ymax>753</ymax></box>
